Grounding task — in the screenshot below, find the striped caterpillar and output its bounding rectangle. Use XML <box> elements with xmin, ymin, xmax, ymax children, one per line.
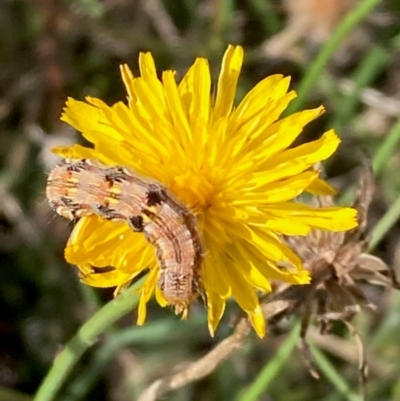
<box><xmin>46</xmin><ymin>159</ymin><xmax>204</xmax><ymax>316</ymax></box>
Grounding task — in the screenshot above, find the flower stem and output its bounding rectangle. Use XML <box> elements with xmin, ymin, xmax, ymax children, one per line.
<box><xmin>34</xmin><ymin>279</ymin><xmax>144</xmax><ymax>401</ymax></box>
<box><xmin>286</xmin><ymin>0</ymin><xmax>382</xmax><ymax>114</ymax></box>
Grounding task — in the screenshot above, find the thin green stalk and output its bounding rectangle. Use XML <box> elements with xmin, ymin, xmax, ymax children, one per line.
<box><xmin>373</xmin><ymin>115</ymin><xmax>400</xmax><ymax>176</ymax></box>
<box><xmin>0</xmin><ymin>387</ymin><xmax>32</xmax><ymax>401</ymax></box>
<box><xmin>369</xmin><ymin>292</ymin><xmax>400</xmax><ymax>349</ymax></box>
<box><xmin>286</xmin><ymin>0</ymin><xmax>382</xmax><ymax>114</ymax></box>
<box><xmin>334</xmin><ymin>46</ymin><xmax>389</xmax><ymax>130</ymax></box>
<box><xmin>236</xmin><ymin>323</ymin><xmax>301</xmax><ymax>401</ymax></box>
<box><xmin>61</xmin><ymin>316</ymin><xmax>204</xmax><ymax>401</ymax></box>
<box><xmin>360</xmin><ymin>100</ymin><xmax>400</xmax><ymax>251</ymax></box>
<box><xmin>311</xmin><ymin>345</ymin><xmax>362</xmax><ymax>401</ymax></box>
<box><xmin>392</xmin><ymin>29</ymin><xmax>400</xmax><ymax>49</ymax></box>
<box><xmin>34</xmin><ymin>278</ymin><xmax>145</xmax><ymax>401</ymax></box>
<box><xmin>80</xmin><ymin>284</ymin><xmax>101</xmax><ymax>311</ymax></box>
<box><xmin>317</xmin><ymin>72</ymin><xmax>345</xmax><ymax>112</ymax></box>
<box><xmin>245</xmin><ymin>0</ymin><xmax>281</xmax><ymax>36</ymax></box>
<box><xmin>368</xmin><ymin>193</ymin><xmax>400</xmax><ymax>251</ymax></box>
<box><xmin>209</xmin><ymin>0</ymin><xmax>234</xmax><ymax>52</ymax></box>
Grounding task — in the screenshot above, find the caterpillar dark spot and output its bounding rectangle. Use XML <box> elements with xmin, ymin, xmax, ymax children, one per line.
<box><xmin>146</xmin><ymin>187</ymin><xmax>167</xmax><ymax>206</ymax></box>
<box><xmin>46</xmin><ymin>159</ymin><xmax>204</xmax><ymax>317</ymax></box>
<box><xmin>91</xmin><ymin>266</ymin><xmax>116</xmax><ymax>274</ymax></box>
<box><xmin>128</xmin><ymin>215</ymin><xmax>144</xmax><ymax>232</ymax></box>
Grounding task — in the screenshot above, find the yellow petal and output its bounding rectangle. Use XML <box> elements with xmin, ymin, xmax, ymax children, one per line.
<box><xmin>211</xmin><ymin>45</ymin><xmax>243</xmax><ymax>123</ymax></box>
<box><xmin>262</xmin><ymin>202</ymin><xmax>358</xmax><ymax>232</ymax></box>
<box><xmin>227</xmin><ymin>262</ymin><xmax>260</xmax><ymax>312</ymax></box>
<box><xmin>179</xmin><ymin>57</ymin><xmax>211</xmax><ymax>125</ymax></box>
<box><xmin>243</xmin><ymin>106</ymin><xmax>325</xmax><ymax>158</ymax></box>
<box><xmin>80</xmin><ymin>269</ymin><xmax>137</xmax><ymax>288</ymax></box>
<box><xmin>155</xmin><ymin>285</ymin><xmax>169</xmax><ymax>308</ymax></box>
<box><xmin>249</xmin><ymin>304</ymin><xmax>266</xmax><ymax>338</ymax></box>
<box><xmin>237</xmin><ymin>241</ymin><xmax>310</xmax><ymax>284</ymax></box>
<box><xmin>52</xmin><ymin>144</ymin><xmax>100</xmax><ymax>160</ymax></box>
<box><xmin>202</xmin><ymin>237</ymin><xmax>231</xmax><ymax>297</ymax></box>
<box><xmin>259</xmin><ymin>129</ymin><xmax>340</xmax><ymax>171</ymax></box>
<box><xmin>120</xmin><ymin>64</ymin><xmax>135</xmax><ymax>101</ymax></box>
<box><xmin>227</xmin><ymin>245</ymin><xmax>272</xmax><ymax>292</ymax></box>
<box><xmin>306</xmin><ymin>177</ymin><xmax>337</xmax><ymax>195</ymax></box>
<box><xmin>206</xmin><ymin>291</ymin><xmax>226</xmax><ymax>337</ymax></box>
<box><xmin>232</xmin><ymin>171</ymin><xmax>320</xmax><ymax>204</ymax></box>
<box><xmin>162</xmin><ymin>70</ymin><xmax>192</xmax><ymax>149</ymax></box>
<box><xmin>137</xmin><ymin>267</ymin><xmax>158</xmax><ymax>325</ymax></box>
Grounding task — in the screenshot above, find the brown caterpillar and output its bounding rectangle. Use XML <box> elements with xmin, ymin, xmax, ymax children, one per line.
<box><xmin>46</xmin><ymin>158</ymin><xmax>204</xmax><ymax>316</ymax></box>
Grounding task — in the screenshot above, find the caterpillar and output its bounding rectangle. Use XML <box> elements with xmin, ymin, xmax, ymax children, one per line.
<box><xmin>46</xmin><ymin>158</ymin><xmax>204</xmax><ymax>317</ymax></box>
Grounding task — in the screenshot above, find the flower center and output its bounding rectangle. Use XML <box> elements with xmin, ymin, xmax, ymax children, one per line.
<box><xmin>171</xmin><ymin>171</ymin><xmax>215</xmax><ymax>213</ymax></box>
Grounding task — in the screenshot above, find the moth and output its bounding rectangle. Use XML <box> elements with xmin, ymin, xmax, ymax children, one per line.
<box><xmin>46</xmin><ymin>158</ymin><xmax>204</xmax><ymax>316</ymax></box>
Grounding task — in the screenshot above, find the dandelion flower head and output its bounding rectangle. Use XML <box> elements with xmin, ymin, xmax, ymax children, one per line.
<box><xmin>54</xmin><ymin>45</ymin><xmax>357</xmax><ymax>337</ymax></box>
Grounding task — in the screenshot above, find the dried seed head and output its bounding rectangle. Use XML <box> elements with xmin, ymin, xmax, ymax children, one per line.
<box><xmin>286</xmin><ymin>161</ymin><xmax>397</xmax><ymax>315</ymax></box>
<box><xmin>285</xmin><ymin>160</ymin><xmax>399</xmax><ymax>386</ymax></box>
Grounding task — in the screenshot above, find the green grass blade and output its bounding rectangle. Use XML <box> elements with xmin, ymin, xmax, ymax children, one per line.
<box><xmin>34</xmin><ymin>278</ymin><xmax>145</xmax><ymax>401</ymax></box>
<box><xmin>373</xmin><ymin>115</ymin><xmax>400</xmax><ymax>176</ymax></box>
<box><xmin>0</xmin><ymin>387</ymin><xmax>32</xmax><ymax>401</ymax></box>
<box><xmin>61</xmin><ymin>316</ymin><xmax>204</xmax><ymax>401</ymax></box>
<box><xmin>368</xmin><ymin>193</ymin><xmax>400</xmax><ymax>251</ymax></box>
<box><xmin>334</xmin><ymin>46</ymin><xmax>389</xmax><ymax>131</ymax></box>
<box><xmin>286</xmin><ymin>0</ymin><xmax>383</xmax><ymax>114</ymax></box>
<box><xmin>236</xmin><ymin>323</ymin><xmax>301</xmax><ymax>401</ymax></box>
<box><xmin>311</xmin><ymin>345</ymin><xmax>362</xmax><ymax>401</ymax></box>
<box><xmin>245</xmin><ymin>0</ymin><xmax>281</xmax><ymax>36</ymax></box>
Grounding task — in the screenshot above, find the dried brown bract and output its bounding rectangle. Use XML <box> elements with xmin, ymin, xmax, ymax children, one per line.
<box><xmin>285</xmin><ymin>160</ymin><xmax>400</xmax><ymax>391</ymax></box>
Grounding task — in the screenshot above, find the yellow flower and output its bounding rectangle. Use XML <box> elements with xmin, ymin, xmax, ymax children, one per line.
<box><xmin>54</xmin><ymin>45</ymin><xmax>357</xmax><ymax>338</ymax></box>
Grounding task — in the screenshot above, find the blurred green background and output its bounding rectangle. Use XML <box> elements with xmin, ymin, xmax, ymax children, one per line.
<box><xmin>1</xmin><ymin>0</ymin><xmax>400</xmax><ymax>400</ymax></box>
